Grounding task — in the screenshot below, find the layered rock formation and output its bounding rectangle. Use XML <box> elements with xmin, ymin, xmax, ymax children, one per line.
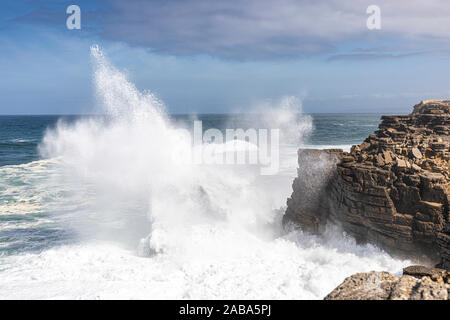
<box><xmin>284</xmin><ymin>100</ymin><xmax>450</xmax><ymax>268</ymax></box>
<box><xmin>325</xmin><ymin>265</ymin><xmax>450</xmax><ymax>300</ymax></box>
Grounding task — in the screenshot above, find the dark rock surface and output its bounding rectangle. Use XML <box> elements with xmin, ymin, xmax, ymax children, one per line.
<box><xmin>284</xmin><ymin>100</ymin><xmax>450</xmax><ymax>269</ymax></box>
<box><xmin>403</xmin><ymin>265</ymin><xmax>448</xmax><ymax>281</ymax></box>
<box><xmin>325</xmin><ymin>266</ymin><xmax>449</xmax><ymax>300</ymax></box>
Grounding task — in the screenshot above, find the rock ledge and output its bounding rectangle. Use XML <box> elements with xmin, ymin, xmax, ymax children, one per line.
<box><xmin>325</xmin><ymin>265</ymin><xmax>449</xmax><ymax>300</ymax></box>
<box><xmin>284</xmin><ymin>100</ymin><xmax>450</xmax><ymax>268</ymax></box>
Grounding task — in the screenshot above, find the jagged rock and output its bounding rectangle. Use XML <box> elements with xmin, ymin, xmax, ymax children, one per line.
<box><xmin>390</xmin><ymin>276</ymin><xmax>448</xmax><ymax>300</ymax></box>
<box><xmin>402</xmin><ymin>265</ymin><xmax>448</xmax><ymax>282</ymax></box>
<box><xmin>284</xmin><ymin>99</ymin><xmax>450</xmax><ymax>269</ymax></box>
<box><xmin>412</xmin><ymin>147</ymin><xmax>423</xmax><ymax>160</ymax></box>
<box><xmin>285</xmin><ymin>149</ymin><xmax>341</xmax><ymax>233</ymax></box>
<box><xmin>325</xmin><ymin>267</ymin><xmax>450</xmax><ymax>300</ymax></box>
<box><xmin>396</xmin><ymin>158</ymin><xmax>407</xmax><ymax>168</ymax></box>
<box><xmin>324</xmin><ymin>271</ymin><xmax>398</xmax><ymax>300</ymax></box>
<box><xmin>376</xmin><ymin>153</ymin><xmax>385</xmax><ymax>166</ymax></box>
<box><xmin>383</xmin><ymin>150</ymin><xmax>393</xmax><ymax>164</ymax></box>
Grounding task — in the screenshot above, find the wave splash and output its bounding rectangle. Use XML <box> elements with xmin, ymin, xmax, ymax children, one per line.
<box><xmin>40</xmin><ymin>46</ymin><xmax>301</xmax><ymax>254</ymax></box>
<box><xmin>27</xmin><ymin>46</ymin><xmax>410</xmax><ymax>299</ymax></box>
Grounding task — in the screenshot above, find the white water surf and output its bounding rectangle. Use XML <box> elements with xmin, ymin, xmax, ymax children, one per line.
<box><xmin>0</xmin><ymin>47</ymin><xmax>410</xmax><ymax>299</ymax></box>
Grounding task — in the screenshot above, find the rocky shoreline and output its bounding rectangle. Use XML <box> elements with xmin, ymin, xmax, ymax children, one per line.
<box><xmin>283</xmin><ymin>99</ymin><xmax>449</xmax><ymax>299</ymax></box>
<box><xmin>325</xmin><ymin>265</ymin><xmax>449</xmax><ymax>300</ymax></box>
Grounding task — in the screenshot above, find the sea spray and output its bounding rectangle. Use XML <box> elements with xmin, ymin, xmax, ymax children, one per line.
<box><xmin>39</xmin><ymin>46</ymin><xmax>300</xmax><ymax>255</ymax></box>
<box><xmin>0</xmin><ymin>46</ymin><xmax>412</xmax><ymax>299</ymax></box>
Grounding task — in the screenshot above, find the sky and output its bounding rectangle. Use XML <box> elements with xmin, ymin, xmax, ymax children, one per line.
<box><xmin>0</xmin><ymin>0</ymin><xmax>450</xmax><ymax>114</ymax></box>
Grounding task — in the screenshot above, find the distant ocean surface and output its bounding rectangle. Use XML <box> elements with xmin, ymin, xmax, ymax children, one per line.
<box><xmin>0</xmin><ymin>114</ymin><xmax>382</xmax><ymax>167</ymax></box>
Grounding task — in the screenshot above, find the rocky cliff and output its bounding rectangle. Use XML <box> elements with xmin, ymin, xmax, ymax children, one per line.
<box><xmin>284</xmin><ymin>100</ymin><xmax>450</xmax><ymax>269</ymax></box>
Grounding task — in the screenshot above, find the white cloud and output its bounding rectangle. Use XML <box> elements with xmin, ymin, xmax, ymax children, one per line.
<box><xmin>97</xmin><ymin>0</ymin><xmax>450</xmax><ymax>58</ymax></box>
<box><xmin>12</xmin><ymin>0</ymin><xmax>450</xmax><ymax>58</ymax></box>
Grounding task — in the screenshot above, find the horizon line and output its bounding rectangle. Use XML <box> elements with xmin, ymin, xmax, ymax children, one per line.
<box><xmin>0</xmin><ymin>111</ymin><xmax>403</xmax><ymax>116</ymax></box>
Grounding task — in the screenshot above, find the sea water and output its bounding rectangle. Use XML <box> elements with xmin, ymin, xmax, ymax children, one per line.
<box><xmin>0</xmin><ymin>47</ymin><xmax>409</xmax><ymax>299</ymax></box>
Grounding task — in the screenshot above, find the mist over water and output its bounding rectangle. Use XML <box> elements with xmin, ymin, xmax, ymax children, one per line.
<box><xmin>0</xmin><ymin>47</ymin><xmax>410</xmax><ymax>299</ymax></box>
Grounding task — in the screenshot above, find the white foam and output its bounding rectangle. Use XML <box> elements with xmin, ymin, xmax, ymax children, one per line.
<box><xmin>0</xmin><ymin>46</ymin><xmax>410</xmax><ymax>299</ymax></box>
<box><xmin>0</xmin><ymin>228</ymin><xmax>409</xmax><ymax>299</ymax></box>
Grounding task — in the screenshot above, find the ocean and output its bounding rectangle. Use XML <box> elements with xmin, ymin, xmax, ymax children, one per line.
<box><xmin>0</xmin><ymin>113</ymin><xmax>381</xmax><ymax>168</ymax></box>
<box><xmin>0</xmin><ymin>48</ymin><xmax>411</xmax><ymax>299</ymax></box>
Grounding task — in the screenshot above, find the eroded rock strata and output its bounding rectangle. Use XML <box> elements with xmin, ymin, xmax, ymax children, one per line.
<box><xmin>324</xmin><ymin>265</ymin><xmax>450</xmax><ymax>300</ymax></box>
<box><xmin>284</xmin><ymin>100</ymin><xmax>450</xmax><ymax>269</ymax></box>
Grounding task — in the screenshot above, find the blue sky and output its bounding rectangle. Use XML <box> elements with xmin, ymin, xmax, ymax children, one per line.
<box><xmin>1</xmin><ymin>0</ymin><xmax>450</xmax><ymax>114</ymax></box>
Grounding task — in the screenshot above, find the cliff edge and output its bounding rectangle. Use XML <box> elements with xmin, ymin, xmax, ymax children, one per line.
<box><xmin>284</xmin><ymin>100</ymin><xmax>450</xmax><ymax>269</ymax></box>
